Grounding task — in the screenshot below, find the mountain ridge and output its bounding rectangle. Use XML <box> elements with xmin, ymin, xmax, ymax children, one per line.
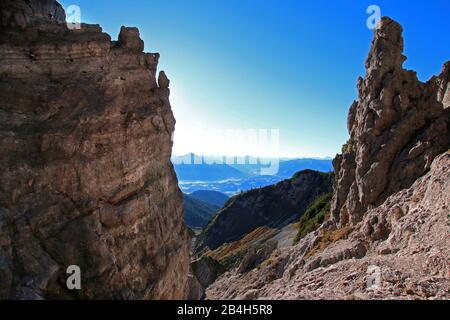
<box><xmin>195</xmin><ymin>170</ymin><xmax>334</xmax><ymax>253</ymax></box>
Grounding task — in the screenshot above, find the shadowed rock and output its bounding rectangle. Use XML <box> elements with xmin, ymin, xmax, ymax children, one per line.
<box><xmin>191</xmin><ymin>256</ymin><xmax>225</xmax><ymax>289</ymax></box>
<box><xmin>0</xmin><ymin>0</ymin><xmax>190</xmax><ymax>300</ymax></box>
<box><xmin>118</xmin><ymin>26</ymin><xmax>145</xmax><ymax>52</ymax></box>
<box><xmin>0</xmin><ymin>0</ymin><xmax>65</xmax><ymax>28</ymax></box>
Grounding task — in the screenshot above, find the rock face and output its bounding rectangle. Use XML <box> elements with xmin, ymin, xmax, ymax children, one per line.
<box><xmin>195</xmin><ymin>170</ymin><xmax>333</xmax><ymax>253</ymax></box>
<box><xmin>118</xmin><ymin>27</ymin><xmax>145</xmax><ymax>52</ymax></box>
<box><xmin>184</xmin><ymin>272</ymin><xmax>204</xmax><ymax>301</ymax></box>
<box><xmin>0</xmin><ymin>0</ymin><xmax>190</xmax><ymax>299</ymax></box>
<box><xmin>183</xmin><ymin>193</ymin><xmax>220</xmax><ymax>229</ymax></box>
<box><xmin>205</xmin><ymin>17</ymin><xmax>450</xmax><ymax>300</ymax></box>
<box><xmin>331</xmin><ymin>17</ymin><xmax>450</xmax><ymax>226</ymax></box>
<box><xmin>0</xmin><ymin>0</ymin><xmax>66</xmax><ymax>28</ymax></box>
<box><xmin>191</xmin><ymin>256</ymin><xmax>225</xmax><ymax>289</ymax></box>
<box><xmin>207</xmin><ymin>152</ymin><xmax>450</xmax><ymax>300</ymax></box>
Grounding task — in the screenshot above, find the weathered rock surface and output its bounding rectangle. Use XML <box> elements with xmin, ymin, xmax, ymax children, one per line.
<box><xmin>195</xmin><ymin>170</ymin><xmax>333</xmax><ymax>253</ymax></box>
<box><xmin>184</xmin><ymin>271</ymin><xmax>205</xmax><ymax>300</ymax></box>
<box><xmin>207</xmin><ymin>152</ymin><xmax>450</xmax><ymax>300</ymax></box>
<box><xmin>0</xmin><ymin>0</ymin><xmax>66</xmax><ymax>28</ymax></box>
<box><xmin>238</xmin><ymin>239</ymin><xmax>278</xmax><ymax>274</ymax></box>
<box><xmin>118</xmin><ymin>26</ymin><xmax>145</xmax><ymax>52</ymax></box>
<box><xmin>331</xmin><ymin>17</ymin><xmax>450</xmax><ymax>226</ymax></box>
<box><xmin>206</xmin><ymin>17</ymin><xmax>450</xmax><ymax>300</ymax></box>
<box><xmin>0</xmin><ymin>0</ymin><xmax>190</xmax><ymax>299</ymax></box>
<box><xmin>200</xmin><ymin>226</ymin><xmax>280</xmax><ymax>273</ymax></box>
<box><xmin>191</xmin><ymin>256</ymin><xmax>225</xmax><ymax>289</ymax></box>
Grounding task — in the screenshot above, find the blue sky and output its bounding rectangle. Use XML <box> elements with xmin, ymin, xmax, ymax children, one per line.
<box><xmin>60</xmin><ymin>0</ymin><xmax>449</xmax><ymax>158</ymax></box>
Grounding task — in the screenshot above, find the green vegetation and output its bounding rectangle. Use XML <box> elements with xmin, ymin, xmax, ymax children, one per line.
<box><xmin>294</xmin><ymin>193</ymin><xmax>333</xmax><ymax>244</ymax></box>
<box><xmin>219</xmin><ymin>252</ymin><xmax>244</xmax><ymax>270</ymax></box>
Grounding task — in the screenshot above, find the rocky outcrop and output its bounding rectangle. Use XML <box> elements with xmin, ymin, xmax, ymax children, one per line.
<box><xmin>118</xmin><ymin>26</ymin><xmax>145</xmax><ymax>52</ymax></box>
<box><xmin>0</xmin><ymin>0</ymin><xmax>190</xmax><ymax>299</ymax></box>
<box><xmin>207</xmin><ymin>152</ymin><xmax>450</xmax><ymax>300</ymax></box>
<box><xmin>195</xmin><ymin>170</ymin><xmax>333</xmax><ymax>253</ymax></box>
<box><xmin>184</xmin><ymin>271</ymin><xmax>205</xmax><ymax>300</ymax></box>
<box><xmin>191</xmin><ymin>256</ymin><xmax>225</xmax><ymax>289</ymax></box>
<box><xmin>331</xmin><ymin>17</ymin><xmax>450</xmax><ymax>226</ymax></box>
<box><xmin>200</xmin><ymin>226</ymin><xmax>280</xmax><ymax>273</ymax></box>
<box><xmin>205</xmin><ymin>17</ymin><xmax>449</xmax><ymax>300</ymax></box>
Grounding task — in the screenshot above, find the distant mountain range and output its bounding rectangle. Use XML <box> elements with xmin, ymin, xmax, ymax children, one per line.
<box><xmin>174</xmin><ymin>163</ymin><xmax>247</xmax><ymax>182</ymax></box>
<box><xmin>173</xmin><ymin>154</ymin><xmax>333</xmax><ymax>196</ymax></box>
<box><xmin>275</xmin><ymin>159</ymin><xmax>333</xmax><ymax>177</ymax></box>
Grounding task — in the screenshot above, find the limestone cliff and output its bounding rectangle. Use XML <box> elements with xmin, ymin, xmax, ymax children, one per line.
<box><xmin>205</xmin><ymin>18</ymin><xmax>450</xmax><ymax>300</ymax></box>
<box><xmin>0</xmin><ymin>0</ymin><xmax>190</xmax><ymax>299</ymax></box>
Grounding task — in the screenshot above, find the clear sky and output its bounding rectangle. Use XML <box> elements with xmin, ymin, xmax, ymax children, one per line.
<box><xmin>60</xmin><ymin>0</ymin><xmax>449</xmax><ymax>158</ymax></box>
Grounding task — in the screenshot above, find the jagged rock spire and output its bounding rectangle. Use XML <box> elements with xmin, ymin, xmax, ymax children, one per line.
<box><xmin>366</xmin><ymin>17</ymin><xmax>405</xmax><ymax>74</ymax></box>
<box><xmin>331</xmin><ymin>17</ymin><xmax>450</xmax><ymax>226</ymax></box>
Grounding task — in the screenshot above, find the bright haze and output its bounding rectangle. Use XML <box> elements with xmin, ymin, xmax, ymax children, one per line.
<box><xmin>60</xmin><ymin>0</ymin><xmax>450</xmax><ymax>158</ymax></box>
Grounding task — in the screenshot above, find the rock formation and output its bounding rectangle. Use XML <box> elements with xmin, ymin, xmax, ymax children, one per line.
<box><xmin>205</xmin><ymin>17</ymin><xmax>450</xmax><ymax>300</ymax></box>
<box><xmin>331</xmin><ymin>17</ymin><xmax>450</xmax><ymax>226</ymax></box>
<box><xmin>195</xmin><ymin>170</ymin><xmax>333</xmax><ymax>253</ymax></box>
<box><xmin>191</xmin><ymin>256</ymin><xmax>225</xmax><ymax>289</ymax></box>
<box><xmin>207</xmin><ymin>152</ymin><xmax>450</xmax><ymax>300</ymax></box>
<box><xmin>0</xmin><ymin>0</ymin><xmax>190</xmax><ymax>299</ymax></box>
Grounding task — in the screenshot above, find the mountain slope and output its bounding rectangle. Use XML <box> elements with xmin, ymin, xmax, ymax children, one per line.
<box><xmin>195</xmin><ymin>170</ymin><xmax>333</xmax><ymax>252</ymax></box>
<box><xmin>184</xmin><ymin>194</ymin><xmax>220</xmax><ymax>229</ymax></box>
